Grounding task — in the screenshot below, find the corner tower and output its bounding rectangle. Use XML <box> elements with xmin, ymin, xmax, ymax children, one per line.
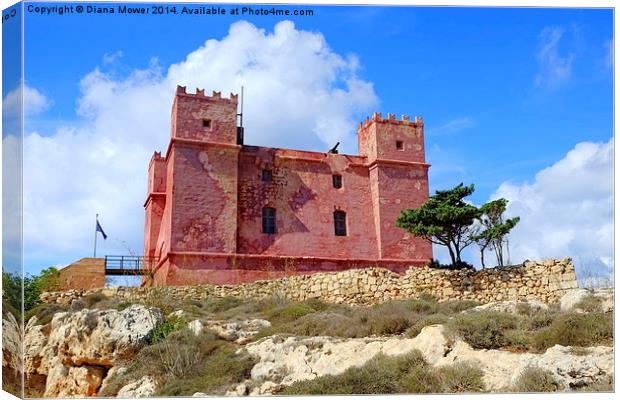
<box><xmin>358</xmin><ymin>112</ymin><xmax>432</xmax><ymax>261</ymax></box>
<box><xmin>168</xmin><ymin>86</ymin><xmax>241</xmax><ymax>255</ymax></box>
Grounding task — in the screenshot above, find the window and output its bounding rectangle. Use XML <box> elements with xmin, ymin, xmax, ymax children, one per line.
<box><xmin>262</xmin><ymin>169</ymin><xmax>272</xmax><ymax>182</ymax></box>
<box><xmin>332</xmin><ymin>174</ymin><xmax>342</xmax><ymax>189</ymax></box>
<box><xmin>262</xmin><ymin>207</ymin><xmax>276</xmax><ymax>234</ymax></box>
<box><xmin>202</xmin><ymin>119</ymin><xmax>211</xmax><ymax>128</ymax></box>
<box><xmin>396</xmin><ymin>140</ymin><xmax>404</xmax><ymax>150</ymax></box>
<box><xmin>334</xmin><ymin>210</ymin><xmax>347</xmax><ymax>236</ymax></box>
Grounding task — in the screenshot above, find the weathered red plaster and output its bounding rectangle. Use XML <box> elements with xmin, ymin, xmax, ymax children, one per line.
<box><xmin>144</xmin><ymin>87</ymin><xmax>432</xmax><ymax>286</ymax></box>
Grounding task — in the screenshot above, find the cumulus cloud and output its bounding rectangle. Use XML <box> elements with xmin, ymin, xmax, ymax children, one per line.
<box><xmin>20</xmin><ymin>20</ymin><xmax>378</xmax><ymax>271</ymax></box>
<box><xmin>492</xmin><ymin>138</ymin><xmax>613</xmax><ymax>282</ymax></box>
<box><xmin>535</xmin><ymin>26</ymin><xmax>575</xmax><ymax>87</ymax></box>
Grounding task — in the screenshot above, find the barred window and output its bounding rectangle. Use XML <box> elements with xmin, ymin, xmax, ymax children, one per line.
<box><xmin>334</xmin><ymin>210</ymin><xmax>347</xmax><ymax>236</ymax></box>
<box><xmin>262</xmin><ymin>169</ymin><xmax>273</xmax><ymax>182</ymax></box>
<box><xmin>332</xmin><ymin>174</ymin><xmax>342</xmax><ymax>189</ymax></box>
<box><xmin>262</xmin><ymin>207</ymin><xmax>276</xmax><ymax>234</ymax></box>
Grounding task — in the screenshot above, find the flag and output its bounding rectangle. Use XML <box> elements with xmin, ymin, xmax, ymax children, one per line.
<box><xmin>96</xmin><ymin>220</ymin><xmax>108</xmax><ymax>240</ymax></box>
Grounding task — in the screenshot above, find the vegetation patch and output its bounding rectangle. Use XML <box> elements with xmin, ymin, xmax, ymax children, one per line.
<box><xmin>511</xmin><ymin>367</ymin><xmax>561</xmax><ymax>392</ymax></box>
<box><xmin>281</xmin><ymin>351</ymin><xmax>486</xmax><ymax>395</ymax></box>
<box><xmin>447</xmin><ymin>311</ymin><xmax>518</xmax><ymax>349</ymax></box>
<box><xmin>532</xmin><ymin>313</ymin><xmax>613</xmax><ymax>351</ymax></box>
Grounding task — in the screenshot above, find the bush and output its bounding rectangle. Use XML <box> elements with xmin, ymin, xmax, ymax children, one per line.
<box><xmin>447</xmin><ymin>311</ymin><xmax>517</xmax><ymax>349</ymax></box>
<box><xmin>440</xmin><ymin>300</ymin><xmax>480</xmax><ymax>314</ymax></box>
<box><xmin>266</xmin><ymin>302</ymin><xmax>317</xmax><ymax>322</ymax></box>
<box><xmin>83</xmin><ymin>292</ymin><xmax>109</xmax><ymax>308</ymax></box>
<box><xmin>281</xmin><ymin>351</ymin><xmax>428</xmax><ymax>395</ymax></box>
<box><xmin>512</xmin><ymin>367</ymin><xmax>560</xmax><ymax>392</ymax></box>
<box><xmin>156</xmin><ymin>345</ymin><xmax>255</xmax><ymax>396</ymax></box>
<box><xmin>406</xmin><ymin>298</ymin><xmax>439</xmax><ymax>314</ymax></box>
<box><xmin>436</xmin><ymin>362</ymin><xmax>485</xmax><ymax>393</ymax></box>
<box><xmin>202</xmin><ymin>297</ymin><xmax>244</xmax><ymax>313</ymax></box>
<box><xmin>24</xmin><ymin>303</ymin><xmax>67</xmax><ymax>326</ymax></box>
<box><xmin>575</xmin><ymin>295</ymin><xmax>604</xmax><ymax>313</ymax></box>
<box><xmin>149</xmin><ymin>315</ymin><xmax>186</xmax><ymax>345</ymax></box>
<box><xmin>398</xmin><ymin>365</ymin><xmax>443</xmax><ymax>393</ymax></box>
<box><xmin>532</xmin><ymin>313</ymin><xmax>613</xmax><ymax>351</ymax></box>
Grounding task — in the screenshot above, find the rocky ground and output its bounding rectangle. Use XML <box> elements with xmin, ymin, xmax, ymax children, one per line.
<box><xmin>3</xmin><ymin>287</ymin><xmax>614</xmax><ymax>397</ymax></box>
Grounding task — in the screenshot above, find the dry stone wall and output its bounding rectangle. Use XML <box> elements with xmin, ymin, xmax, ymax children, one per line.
<box><xmin>41</xmin><ymin>258</ymin><xmax>578</xmax><ymax>306</ymax></box>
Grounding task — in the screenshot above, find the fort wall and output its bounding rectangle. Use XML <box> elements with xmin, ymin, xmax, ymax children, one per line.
<box><xmin>43</xmin><ymin>259</ymin><xmax>578</xmax><ymax>306</ymax></box>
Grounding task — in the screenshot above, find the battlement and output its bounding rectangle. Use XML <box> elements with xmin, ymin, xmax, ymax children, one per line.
<box><xmin>175</xmin><ymin>85</ymin><xmax>238</xmax><ymax>103</ymax></box>
<box><xmin>358</xmin><ymin>112</ymin><xmax>423</xmax><ymax>130</ymax></box>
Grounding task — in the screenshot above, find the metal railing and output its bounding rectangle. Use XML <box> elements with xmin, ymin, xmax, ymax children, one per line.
<box><xmin>104</xmin><ymin>255</ymin><xmax>158</xmax><ymax>275</ymax></box>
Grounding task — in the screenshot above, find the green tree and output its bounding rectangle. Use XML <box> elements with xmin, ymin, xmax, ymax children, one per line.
<box><xmin>472</xmin><ymin>199</ymin><xmax>520</xmax><ymax>268</ymax></box>
<box><xmin>396</xmin><ymin>183</ymin><xmax>481</xmax><ymax>266</ymax></box>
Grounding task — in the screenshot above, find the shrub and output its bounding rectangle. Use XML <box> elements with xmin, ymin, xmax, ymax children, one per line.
<box><xmin>406</xmin><ymin>298</ymin><xmax>439</xmax><ymax>314</ymax></box>
<box><xmin>156</xmin><ymin>345</ymin><xmax>255</xmax><ymax>396</ymax></box>
<box><xmin>281</xmin><ymin>351</ymin><xmax>428</xmax><ymax>395</ymax></box>
<box><xmin>447</xmin><ymin>311</ymin><xmax>517</xmax><ymax>349</ymax></box>
<box><xmin>574</xmin><ymin>295</ymin><xmax>604</xmax><ymax>313</ymax></box>
<box><xmin>405</xmin><ymin>314</ymin><xmax>449</xmax><ymax>338</ymax></box>
<box><xmin>436</xmin><ymin>362</ymin><xmax>485</xmax><ymax>393</ymax></box>
<box><xmin>440</xmin><ymin>300</ymin><xmax>480</xmax><ymax>314</ymax></box>
<box><xmin>532</xmin><ymin>313</ymin><xmax>613</xmax><ymax>351</ymax></box>
<box><xmin>512</xmin><ymin>367</ymin><xmax>560</xmax><ymax>392</ymax></box>
<box><xmin>83</xmin><ymin>292</ymin><xmax>109</xmax><ymax>308</ymax></box>
<box><xmin>202</xmin><ymin>297</ymin><xmax>244</xmax><ymax>313</ymax></box>
<box><xmin>398</xmin><ymin>365</ymin><xmax>443</xmax><ymax>393</ymax></box>
<box><xmin>266</xmin><ymin>302</ymin><xmax>316</xmax><ymax>322</ymax></box>
<box><xmin>24</xmin><ymin>303</ymin><xmax>67</xmax><ymax>326</ymax></box>
<box><xmin>149</xmin><ymin>315</ymin><xmax>186</xmax><ymax>345</ymax></box>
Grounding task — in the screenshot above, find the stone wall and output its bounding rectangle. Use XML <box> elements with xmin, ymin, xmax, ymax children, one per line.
<box><xmin>56</xmin><ymin>258</ymin><xmax>106</xmax><ymax>291</ymax></box>
<box><xmin>41</xmin><ymin>258</ymin><xmax>578</xmax><ymax>306</ymax></box>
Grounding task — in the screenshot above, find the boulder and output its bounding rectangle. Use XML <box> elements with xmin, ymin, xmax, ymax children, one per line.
<box><xmin>467</xmin><ymin>300</ymin><xmax>548</xmax><ymax>314</ymax></box>
<box><xmin>116</xmin><ymin>376</ymin><xmax>157</xmax><ymax>398</ymax></box>
<box><xmin>43</xmin><ymin>304</ymin><xmax>163</xmax><ymax>369</ymax></box>
<box><xmin>188</xmin><ymin>319</ymin><xmax>203</xmax><ymax>336</ymax></box>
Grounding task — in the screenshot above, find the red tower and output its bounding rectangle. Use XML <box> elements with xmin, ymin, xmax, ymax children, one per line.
<box><xmin>144</xmin><ymin>87</ymin><xmax>432</xmax><ymax>286</ymax></box>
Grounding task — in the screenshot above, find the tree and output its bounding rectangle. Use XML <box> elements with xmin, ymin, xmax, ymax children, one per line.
<box><xmin>472</xmin><ymin>199</ymin><xmax>520</xmax><ymax>268</ymax></box>
<box><xmin>396</xmin><ymin>183</ymin><xmax>481</xmax><ymax>266</ymax></box>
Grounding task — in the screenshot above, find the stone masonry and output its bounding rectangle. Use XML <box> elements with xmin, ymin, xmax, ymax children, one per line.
<box><xmin>41</xmin><ymin>258</ymin><xmax>578</xmax><ymax>306</ymax></box>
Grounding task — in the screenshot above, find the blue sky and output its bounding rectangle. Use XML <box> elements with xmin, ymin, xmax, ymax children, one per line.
<box><xmin>4</xmin><ymin>3</ymin><xmax>613</xmax><ymax>280</ymax></box>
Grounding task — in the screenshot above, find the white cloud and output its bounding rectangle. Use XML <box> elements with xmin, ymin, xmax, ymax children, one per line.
<box><xmin>535</xmin><ymin>26</ymin><xmax>575</xmax><ymax>87</ymax></box>
<box><xmin>19</xmin><ymin>20</ymin><xmax>378</xmax><ymax>271</ymax></box>
<box><xmin>427</xmin><ymin>117</ymin><xmax>474</xmax><ymax>135</ymax></box>
<box><xmin>2</xmin><ymin>84</ymin><xmax>51</xmax><ymax>119</ymax></box>
<box><xmin>492</xmin><ymin>138</ymin><xmax>613</xmax><ymax>281</ymax></box>
<box><xmin>102</xmin><ymin>50</ymin><xmax>123</xmax><ymax>64</ymax></box>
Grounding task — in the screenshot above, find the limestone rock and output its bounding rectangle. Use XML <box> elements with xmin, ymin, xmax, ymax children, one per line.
<box><xmin>2</xmin><ymin>311</ymin><xmax>22</xmax><ymax>377</ymax></box>
<box><xmin>205</xmin><ymin>319</ymin><xmax>271</xmax><ymax>344</ymax></box>
<box><xmin>466</xmin><ymin>300</ymin><xmax>548</xmax><ymax>314</ymax></box>
<box><xmin>44</xmin><ymin>304</ymin><xmax>163</xmax><ymax>369</ymax></box>
<box><xmin>560</xmin><ymin>288</ymin><xmax>614</xmax><ymax>313</ymax></box>
<box><xmin>188</xmin><ymin>319</ymin><xmax>203</xmax><ymax>335</ymax></box>
<box><xmin>44</xmin><ymin>363</ymin><xmax>106</xmax><ymax>397</ymax></box>
<box><xmin>98</xmin><ymin>365</ymin><xmax>127</xmax><ymax>394</ymax></box>
<box><xmin>116</xmin><ymin>376</ymin><xmax>157</xmax><ymax>398</ymax></box>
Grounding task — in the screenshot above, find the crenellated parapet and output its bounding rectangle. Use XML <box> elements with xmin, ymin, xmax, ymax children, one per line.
<box><xmin>358</xmin><ymin>112</ymin><xmax>423</xmax><ymax>130</ymax></box>
<box><xmin>175</xmin><ymin>85</ymin><xmax>238</xmax><ymax>103</ymax></box>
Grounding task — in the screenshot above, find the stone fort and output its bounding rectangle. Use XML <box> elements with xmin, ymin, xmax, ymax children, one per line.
<box><xmin>143</xmin><ymin>86</ymin><xmax>432</xmax><ymax>285</ymax></box>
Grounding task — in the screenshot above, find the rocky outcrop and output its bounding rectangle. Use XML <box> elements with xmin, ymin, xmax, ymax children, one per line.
<box><xmin>116</xmin><ymin>376</ymin><xmax>157</xmax><ymax>398</ymax></box>
<box><xmin>24</xmin><ymin>304</ymin><xmax>162</xmax><ymax>397</ymax></box>
<box><xmin>244</xmin><ymin>325</ymin><xmax>613</xmax><ymax>393</ymax></box>
<box><xmin>202</xmin><ymin>319</ymin><xmax>271</xmax><ymax>345</ymax></box>
<box><xmin>560</xmin><ymin>288</ymin><xmax>614</xmax><ymax>313</ymax></box>
<box><xmin>2</xmin><ymin>311</ymin><xmax>22</xmax><ymax>394</ymax></box>
<box><xmin>41</xmin><ymin>258</ymin><xmax>578</xmax><ymax>306</ymax></box>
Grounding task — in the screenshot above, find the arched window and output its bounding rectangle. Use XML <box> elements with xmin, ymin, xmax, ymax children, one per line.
<box><xmin>334</xmin><ymin>210</ymin><xmax>347</xmax><ymax>236</ymax></box>
<box><xmin>262</xmin><ymin>207</ymin><xmax>276</xmax><ymax>234</ymax></box>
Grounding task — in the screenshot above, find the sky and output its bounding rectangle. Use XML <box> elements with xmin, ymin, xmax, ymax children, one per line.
<box><xmin>1</xmin><ymin>3</ymin><xmax>614</xmax><ymax>283</ymax></box>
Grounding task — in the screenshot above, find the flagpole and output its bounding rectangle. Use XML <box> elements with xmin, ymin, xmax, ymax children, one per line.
<box><xmin>94</xmin><ymin>214</ymin><xmax>98</xmax><ymax>258</ymax></box>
